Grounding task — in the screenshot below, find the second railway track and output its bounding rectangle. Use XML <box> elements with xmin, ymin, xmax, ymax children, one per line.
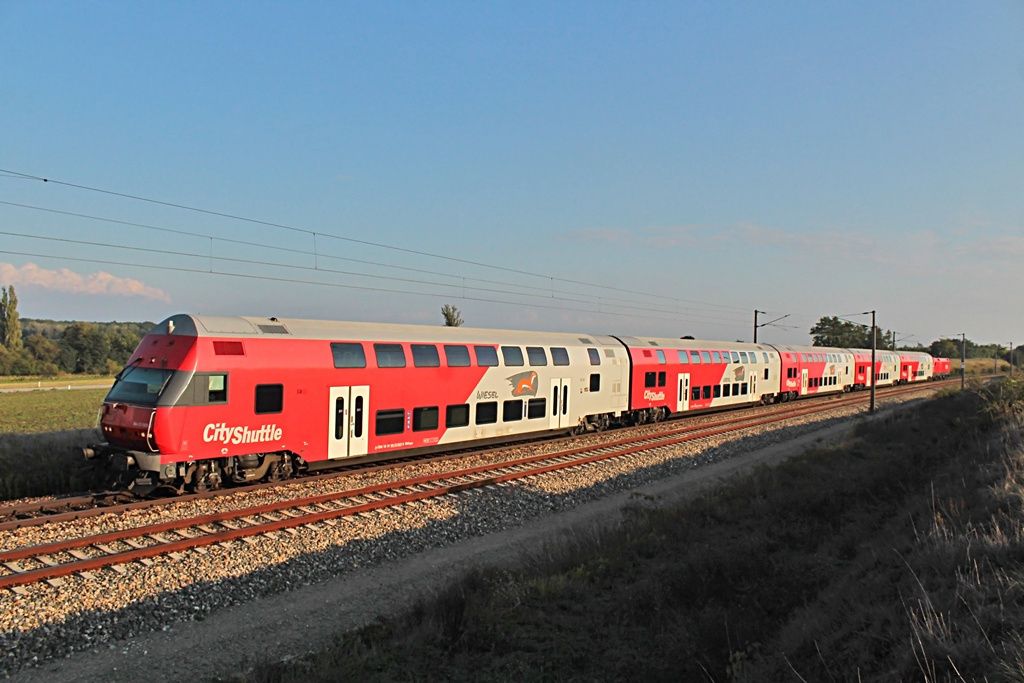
<box><xmin>0</xmin><ymin>379</ymin><xmax>953</xmax><ymax>593</ymax></box>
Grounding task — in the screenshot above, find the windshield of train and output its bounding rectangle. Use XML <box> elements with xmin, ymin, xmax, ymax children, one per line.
<box><xmin>105</xmin><ymin>367</ymin><xmax>175</xmax><ymax>406</ymax></box>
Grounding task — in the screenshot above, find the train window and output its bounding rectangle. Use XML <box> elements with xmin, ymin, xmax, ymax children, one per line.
<box><xmin>677</xmin><ymin>350</ymin><xmax>689</xmax><ymax>364</ymax></box>
<box><xmin>562</xmin><ymin>385</ymin><xmax>568</xmax><ymax>415</ymax></box>
<box><xmin>740</xmin><ymin>352</ymin><xmax>748</xmax><ymax>363</ymax></box>
<box><xmin>702</xmin><ymin>386</ymin><xmax>712</xmax><ymax>400</ymax></box>
<box><xmin>354</xmin><ymin>396</ymin><xmax>363</xmax><ymax>437</ymax></box>
<box><xmin>334</xmin><ymin>398</ymin><xmax>344</xmax><ymax>439</ymax></box>
<box><xmin>590</xmin><ymin>373</ymin><xmax>601</xmax><ymax>392</ymax></box>
<box><xmin>741</xmin><ymin>382</ymin><xmax>748</xmax><ymax>395</ymax></box>
<box><xmin>732</xmin><ymin>382</ymin><xmax>740</xmax><ymax>394</ymax></box>
<box><xmin>374</xmin><ymin>344</ymin><xmax>406</xmax><ymax>368</ymax></box>
<box><xmin>656</xmin><ymin>350</ymin><xmax>666</xmax><ymax>364</ymax></box>
<box><xmin>713</xmin><ymin>385</ymin><xmax>721</xmax><ymax>398</ymax></box>
<box><xmin>712</xmin><ymin>352</ymin><xmax>722</xmax><ymax>364</ymax></box>
<box><xmin>413</xmin><ymin>406</ymin><xmax>439</xmax><ymax>431</ymax></box>
<box><xmin>375</xmin><ymin>409</ymin><xmax>405</xmax><ymax>436</ymax></box>
<box><xmin>588</xmin><ymin>348</ymin><xmax>601</xmax><ymax>366</ymax></box>
<box><xmin>763</xmin><ymin>352</ymin><xmax>770</xmax><ymax>363</ymax></box>
<box><xmin>691</xmin><ymin>387</ymin><xmax>700</xmax><ymax>401</ymax></box>
<box><xmin>254</xmin><ymin>384</ymin><xmax>283</xmax><ymax>414</ymax></box>
<box><xmin>551</xmin><ymin>347</ymin><xmax>570</xmax><ymax>366</ymax></box>
<box><xmin>444</xmin><ymin>345</ymin><xmax>471</xmax><ymax>367</ymax></box>
<box><xmin>501</xmin><ymin>346</ymin><xmax>525</xmax><ymax>367</ymax></box>
<box><xmin>411</xmin><ymin>345</ymin><xmax>440</xmax><ymax>368</ymax></box>
<box><xmin>764</xmin><ymin>368</ymin><xmax>769</xmax><ymax>380</ymax></box>
<box><xmin>552</xmin><ymin>386</ymin><xmax>559</xmax><ymax>415</ymax></box>
<box><xmin>331</xmin><ymin>343</ymin><xmax>366</xmax><ymax>369</ymax></box>
<box><xmin>527</xmin><ymin>398</ymin><xmax>546</xmax><ymax>419</ymax></box>
<box><xmin>723</xmin><ymin>384</ymin><xmax>731</xmax><ymax>397</ymax></box>
<box><xmin>503</xmin><ymin>400</ymin><xmax>523</xmax><ymax>422</ymax></box>
<box><xmin>645</xmin><ymin>372</ymin><xmax>656</xmax><ymax>388</ymax></box>
<box><xmin>658</xmin><ymin>371</ymin><xmax>666</xmax><ymax>387</ymax></box>
<box><xmin>476</xmin><ymin>402</ymin><xmax>498</xmax><ymax>425</ymax></box>
<box><xmin>732</xmin><ymin>352</ymin><xmax>740</xmax><ymax>363</ymax></box>
<box><xmin>446</xmin><ymin>404</ymin><xmax>470</xmax><ymax>428</ymax></box>
<box><xmin>208</xmin><ymin>374</ymin><xmax>228</xmax><ymax>403</ymax></box>
<box><xmin>474</xmin><ymin>346</ymin><xmax>499</xmax><ymax>367</ymax></box>
<box><xmin>800</xmin><ymin>353</ymin><xmax>807</xmax><ymax>363</ymax></box>
<box><xmin>527</xmin><ymin>347</ymin><xmax>548</xmax><ymax>366</ymax></box>
<box><xmin>687</xmin><ymin>351</ymin><xmax>699</xmax><ymax>364</ymax></box>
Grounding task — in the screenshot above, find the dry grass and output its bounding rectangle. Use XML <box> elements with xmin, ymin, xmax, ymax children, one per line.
<box><xmin>243</xmin><ymin>380</ymin><xmax>1024</xmax><ymax>682</ymax></box>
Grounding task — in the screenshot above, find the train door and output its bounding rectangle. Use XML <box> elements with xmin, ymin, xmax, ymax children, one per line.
<box><xmin>549</xmin><ymin>378</ymin><xmax>570</xmax><ymax>429</ymax></box>
<box><xmin>801</xmin><ymin>369</ymin><xmax>808</xmax><ymax>393</ymax></box>
<box><xmin>750</xmin><ymin>373</ymin><xmax>757</xmax><ymax>400</ymax></box>
<box><xmin>676</xmin><ymin>373</ymin><xmax>690</xmax><ymax>412</ymax></box>
<box><xmin>328</xmin><ymin>385</ymin><xmax>369</xmax><ymax>459</ymax></box>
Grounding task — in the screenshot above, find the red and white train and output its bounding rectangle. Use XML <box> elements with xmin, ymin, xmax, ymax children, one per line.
<box><xmin>85</xmin><ymin>314</ymin><xmax>950</xmax><ymax>494</ymax></box>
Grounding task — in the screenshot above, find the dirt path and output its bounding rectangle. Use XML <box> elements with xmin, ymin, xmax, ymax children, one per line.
<box><xmin>9</xmin><ymin>404</ymin><xmax>901</xmax><ymax>683</ymax></box>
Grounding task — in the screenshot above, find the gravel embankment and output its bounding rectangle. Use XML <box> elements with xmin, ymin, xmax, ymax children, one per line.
<box><xmin>0</xmin><ymin>389</ymin><xmax>933</xmax><ymax>678</ymax></box>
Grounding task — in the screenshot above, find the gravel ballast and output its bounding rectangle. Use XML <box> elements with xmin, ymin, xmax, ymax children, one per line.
<box><xmin>2</xmin><ymin>391</ymin><xmax>935</xmax><ymax>681</ymax></box>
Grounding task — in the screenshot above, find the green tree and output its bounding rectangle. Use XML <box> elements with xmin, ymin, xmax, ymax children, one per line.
<box><xmin>441</xmin><ymin>304</ymin><xmax>464</xmax><ymax>327</ymax></box>
<box><xmin>58</xmin><ymin>322</ymin><xmax>111</xmax><ymax>374</ymax></box>
<box><xmin>24</xmin><ymin>333</ymin><xmax>61</xmax><ymax>365</ymax></box>
<box><xmin>0</xmin><ymin>285</ymin><xmax>23</xmax><ymax>352</ymax></box>
<box><xmin>810</xmin><ymin>316</ymin><xmax>868</xmax><ymax>348</ymax></box>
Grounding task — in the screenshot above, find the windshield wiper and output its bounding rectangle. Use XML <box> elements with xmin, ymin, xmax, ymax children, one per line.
<box><xmin>114</xmin><ymin>357</ymin><xmax>143</xmax><ymax>382</ymax></box>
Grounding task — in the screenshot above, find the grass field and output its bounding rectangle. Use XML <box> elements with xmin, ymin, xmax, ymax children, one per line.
<box><xmin>0</xmin><ymin>389</ymin><xmax>111</xmax><ymax>500</ymax></box>
<box><xmin>248</xmin><ymin>380</ymin><xmax>1024</xmax><ymax>681</ymax></box>
<box><xmin>0</xmin><ymin>388</ymin><xmax>109</xmax><ymax>434</ymax></box>
<box><xmin>0</xmin><ymin>375</ymin><xmax>114</xmax><ymax>389</ymax></box>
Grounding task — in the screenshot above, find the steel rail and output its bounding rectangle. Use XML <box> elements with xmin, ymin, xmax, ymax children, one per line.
<box><xmin>0</xmin><ymin>378</ymin><xmax>955</xmax><ymax>533</ymax></box>
<box><xmin>0</xmin><ymin>380</ymin><xmax>949</xmax><ymax>591</ymax></box>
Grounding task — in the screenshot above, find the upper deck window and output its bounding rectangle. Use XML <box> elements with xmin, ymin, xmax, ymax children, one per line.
<box><xmin>501</xmin><ymin>346</ymin><xmax>525</xmax><ymax>366</ymax></box>
<box><xmin>474</xmin><ymin>346</ymin><xmax>499</xmax><ymax>367</ymax></box>
<box><xmin>374</xmin><ymin>344</ymin><xmax>406</xmax><ymax>368</ymax></box>
<box><xmin>444</xmin><ymin>345</ymin><xmax>471</xmax><ymax>367</ymax></box>
<box><xmin>588</xmin><ymin>348</ymin><xmax>601</xmax><ymax>365</ymax></box>
<box><xmin>411</xmin><ymin>344</ymin><xmax>440</xmax><ymax>368</ymax></box>
<box><xmin>551</xmin><ymin>347</ymin><xmax>570</xmax><ymax>366</ymax></box>
<box><xmin>526</xmin><ymin>347</ymin><xmax>548</xmax><ymax>366</ymax></box>
<box><xmin>331</xmin><ymin>343</ymin><xmax>366</xmax><ymax>368</ymax></box>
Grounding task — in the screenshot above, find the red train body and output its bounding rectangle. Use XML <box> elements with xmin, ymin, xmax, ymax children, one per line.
<box><xmin>86</xmin><ymin>314</ymin><xmax>949</xmax><ymax>494</ymax></box>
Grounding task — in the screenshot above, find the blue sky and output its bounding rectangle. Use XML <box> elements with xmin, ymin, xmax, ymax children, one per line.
<box><xmin>1</xmin><ymin>2</ymin><xmax>1022</xmax><ymax>347</ymax></box>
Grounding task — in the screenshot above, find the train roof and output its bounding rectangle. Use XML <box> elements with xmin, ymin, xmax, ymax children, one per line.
<box><xmin>156</xmin><ymin>314</ymin><xmax>623</xmax><ymax>348</ymax></box>
<box><xmin>615</xmin><ymin>336</ymin><xmax>780</xmax><ymax>355</ymax></box>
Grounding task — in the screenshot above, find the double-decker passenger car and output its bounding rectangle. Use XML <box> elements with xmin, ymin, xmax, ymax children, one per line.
<box><xmin>87</xmin><ymin>314</ymin><xmax>951</xmax><ymax>494</ymax></box>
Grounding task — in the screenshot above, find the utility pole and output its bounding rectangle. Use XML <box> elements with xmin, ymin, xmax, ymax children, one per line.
<box><xmin>870</xmin><ymin>310</ymin><xmax>876</xmax><ymax>414</ymax></box>
<box><xmin>754</xmin><ymin>310</ymin><xmax>762</xmax><ymax>344</ymax></box>
<box><xmin>961</xmin><ymin>333</ymin><xmax>966</xmax><ymax>390</ymax></box>
<box><xmin>1012</xmin><ymin>342</ymin><xmax>1015</xmax><ymax>377</ymax></box>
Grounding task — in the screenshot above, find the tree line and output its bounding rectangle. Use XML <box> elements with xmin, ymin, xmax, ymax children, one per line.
<box><xmin>809</xmin><ymin>316</ymin><xmax>1022</xmax><ymax>364</ymax></box>
<box><xmin>0</xmin><ymin>285</ymin><xmax>153</xmax><ymax>376</ymax></box>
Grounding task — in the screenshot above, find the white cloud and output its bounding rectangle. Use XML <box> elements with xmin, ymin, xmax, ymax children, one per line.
<box><xmin>0</xmin><ymin>262</ymin><xmax>171</xmax><ymax>303</ymax></box>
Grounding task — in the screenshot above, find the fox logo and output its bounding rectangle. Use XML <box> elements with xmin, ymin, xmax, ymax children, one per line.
<box><xmin>507</xmin><ymin>370</ymin><xmax>539</xmax><ymax>397</ymax></box>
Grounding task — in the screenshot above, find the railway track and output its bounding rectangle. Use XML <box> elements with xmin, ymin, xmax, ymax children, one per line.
<box><xmin>0</xmin><ymin>379</ymin><xmax>952</xmax><ymax>593</ymax></box>
<box><xmin>0</xmin><ymin>378</ymin><xmax>950</xmax><ymax>533</ymax></box>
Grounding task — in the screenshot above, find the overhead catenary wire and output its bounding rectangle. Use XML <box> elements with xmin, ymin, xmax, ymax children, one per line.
<box><xmin>0</xmin><ymin>168</ymin><xmax>751</xmax><ymax>314</ymax></box>
<box><xmin>0</xmin><ymin>230</ymin><xmax>752</xmax><ymax>325</ymax></box>
<box><xmin>0</xmin><ymin>249</ymin><xmax>752</xmax><ymax>328</ymax></box>
<box><xmin>0</xmin><ymin>200</ymin><xmax>748</xmax><ymax>324</ymax></box>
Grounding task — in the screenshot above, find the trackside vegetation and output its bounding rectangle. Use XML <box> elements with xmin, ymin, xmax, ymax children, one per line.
<box><xmin>244</xmin><ymin>379</ymin><xmax>1024</xmax><ymax>681</ymax></box>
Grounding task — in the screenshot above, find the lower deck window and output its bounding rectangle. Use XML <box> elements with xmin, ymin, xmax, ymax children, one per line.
<box><xmin>375</xmin><ymin>409</ymin><xmax>405</xmax><ymax>436</ymax></box>
<box><xmin>413</xmin><ymin>406</ymin><xmax>438</xmax><ymax>431</ymax></box>
<box><xmin>527</xmin><ymin>398</ymin><xmax>546</xmax><ymax>419</ymax></box>
<box><xmin>503</xmin><ymin>400</ymin><xmax>523</xmax><ymax>422</ymax></box>
<box><xmin>702</xmin><ymin>386</ymin><xmax>712</xmax><ymax>400</ymax></box>
<box><xmin>446</xmin><ymin>404</ymin><xmax>470</xmax><ymax>428</ymax></box>
<box><xmin>476</xmin><ymin>402</ymin><xmax>497</xmax><ymax>425</ymax></box>
<box><xmin>255</xmin><ymin>384</ymin><xmax>283</xmax><ymax>414</ymax></box>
